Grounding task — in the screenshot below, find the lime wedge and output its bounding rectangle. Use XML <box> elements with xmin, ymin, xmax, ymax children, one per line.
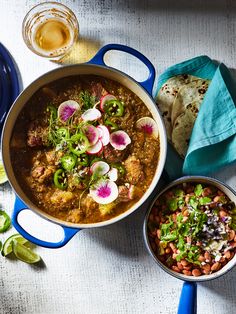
<box><xmin>2</xmin><ymin>233</ymin><xmax>28</xmax><ymax>256</ymax></box>
<box><xmin>0</xmin><ymin>162</ymin><xmax>8</xmax><ymax>184</ymax></box>
<box><xmin>0</xmin><ymin>240</ymin><xmax>2</xmax><ymax>252</ymax></box>
<box><xmin>0</xmin><ymin>210</ymin><xmax>11</xmax><ymax>233</ymax></box>
<box><xmin>12</xmin><ymin>239</ymin><xmax>41</xmax><ymax>264</ymax></box>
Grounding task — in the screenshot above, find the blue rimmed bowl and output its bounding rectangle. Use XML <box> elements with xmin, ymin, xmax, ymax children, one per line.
<box><xmin>1</xmin><ymin>44</ymin><xmax>167</xmax><ymax>249</ymax></box>
<box><xmin>143</xmin><ymin>175</ymin><xmax>236</xmax><ymax>313</ymax></box>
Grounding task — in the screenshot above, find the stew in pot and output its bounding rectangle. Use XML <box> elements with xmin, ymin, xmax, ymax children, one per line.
<box><xmin>10</xmin><ymin>75</ymin><xmax>160</xmax><ymax>223</ymax></box>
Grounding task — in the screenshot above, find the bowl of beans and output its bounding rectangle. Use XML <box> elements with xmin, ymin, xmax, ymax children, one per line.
<box><xmin>143</xmin><ymin>176</ymin><xmax>236</xmax><ymax>281</ymax></box>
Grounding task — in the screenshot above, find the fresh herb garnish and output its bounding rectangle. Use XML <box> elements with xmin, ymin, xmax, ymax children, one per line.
<box><xmin>79</xmin><ymin>91</ymin><xmax>96</xmax><ymax>110</ymax></box>
<box><xmin>194</xmin><ymin>184</ymin><xmax>203</xmax><ymax>197</ymax></box>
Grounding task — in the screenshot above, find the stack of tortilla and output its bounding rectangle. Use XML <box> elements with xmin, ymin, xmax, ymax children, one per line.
<box><xmin>156</xmin><ymin>75</ymin><xmax>210</xmax><ymax>158</ymax></box>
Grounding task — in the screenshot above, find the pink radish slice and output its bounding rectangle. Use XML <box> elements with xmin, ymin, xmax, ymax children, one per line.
<box><xmin>90</xmin><ymin>180</ymin><xmax>119</xmax><ymax>204</ymax></box>
<box><xmin>107</xmin><ymin>168</ymin><xmax>118</xmax><ymax>181</ymax></box>
<box><xmin>81</xmin><ymin>108</ymin><xmax>101</xmax><ymax>121</ymax></box>
<box><xmin>58</xmin><ymin>100</ymin><xmax>80</xmax><ymax>122</ymax></box>
<box><xmin>90</xmin><ymin>161</ymin><xmax>110</xmax><ymax>176</ymax></box>
<box><xmin>100</xmin><ymin>94</ymin><xmax>116</xmax><ymax>111</ymax></box>
<box><xmin>86</xmin><ymin>140</ymin><xmax>103</xmax><ymax>155</ymax></box>
<box><xmin>136</xmin><ymin>117</ymin><xmax>159</xmax><ymax>138</ymax></box>
<box><xmin>110</xmin><ymin>130</ymin><xmax>131</xmax><ymax>150</ymax></box>
<box><xmin>83</xmin><ymin>124</ymin><xmax>99</xmax><ymax>145</ymax></box>
<box><xmin>97</xmin><ymin>125</ymin><xmax>110</xmax><ymax>146</ymax></box>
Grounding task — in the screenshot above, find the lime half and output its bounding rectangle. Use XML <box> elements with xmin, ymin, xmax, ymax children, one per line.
<box><xmin>0</xmin><ymin>162</ymin><xmax>8</xmax><ymax>184</ymax></box>
<box><xmin>12</xmin><ymin>239</ymin><xmax>41</xmax><ymax>264</ymax></box>
<box><xmin>2</xmin><ymin>234</ymin><xmax>28</xmax><ymax>256</ymax></box>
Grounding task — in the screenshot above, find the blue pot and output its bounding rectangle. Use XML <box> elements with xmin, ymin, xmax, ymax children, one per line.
<box><xmin>2</xmin><ymin>44</ymin><xmax>167</xmax><ymax>249</ymax></box>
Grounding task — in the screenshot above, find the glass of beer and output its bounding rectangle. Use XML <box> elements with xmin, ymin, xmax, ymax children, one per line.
<box><xmin>22</xmin><ymin>2</ymin><xmax>79</xmax><ymax>58</ymax></box>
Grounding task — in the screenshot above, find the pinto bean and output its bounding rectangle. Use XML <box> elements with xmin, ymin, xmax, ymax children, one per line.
<box><xmin>230</xmin><ymin>242</ymin><xmax>236</xmax><ymax>249</ymax></box>
<box><xmin>223</xmin><ymin>251</ymin><xmax>231</xmax><ymax>259</ymax></box>
<box><xmin>180</xmin><ymin>260</ymin><xmax>189</xmax><ymax>267</ymax></box>
<box><xmin>202</xmin><ymin>264</ymin><xmax>211</xmax><ymax>275</ymax></box>
<box><xmin>182</xmin><ymin>270</ymin><xmax>192</xmax><ymax>276</ymax></box>
<box><xmin>219</xmin><ymin>256</ymin><xmax>225</xmax><ymax>263</ymax></box>
<box><xmin>183</xmin><ymin>265</ymin><xmax>192</xmax><ymax>271</ymax></box>
<box><xmin>177</xmin><ymin>262</ymin><xmax>183</xmax><ymax>271</ymax></box>
<box><xmin>219</xmin><ymin>210</ymin><xmax>227</xmax><ymax>218</ymax></box>
<box><xmin>169</xmin><ymin>243</ymin><xmax>177</xmax><ymax>252</ymax></box>
<box><xmin>156</xmin><ymin>229</ymin><xmax>161</xmax><ymax>239</ymax></box>
<box><xmin>172</xmin><ymin>253</ymin><xmax>178</xmax><ymax>259</ymax></box>
<box><xmin>202</xmin><ymin>187</ymin><xmax>212</xmax><ymax>197</ymax></box>
<box><xmin>172</xmin><ymin>266</ymin><xmax>181</xmax><ymax>273</ymax></box>
<box><xmin>229</xmin><ymin>251</ymin><xmax>235</xmax><ymax>260</ymax></box>
<box><xmin>213</xmin><ymin>196</ymin><xmax>221</xmax><ymax>202</ymax></box>
<box><xmin>228</xmin><ymin>230</ymin><xmax>235</xmax><ymax>241</ymax></box>
<box><xmin>198</xmin><ymin>255</ymin><xmax>205</xmax><ymax>262</ymax></box>
<box><xmin>211</xmin><ymin>262</ymin><xmax>221</xmax><ymax>272</ymax></box>
<box><xmin>185</xmin><ymin>196</ymin><xmax>190</xmax><ymax>203</ymax></box>
<box><xmin>165</xmin><ymin>248</ymin><xmax>171</xmax><ymax>254</ymax></box>
<box><xmin>183</xmin><ymin>209</ymin><xmax>189</xmax><ymax>217</ymax></box>
<box><xmin>217</xmin><ymin>190</ymin><xmax>225</xmax><ymax>196</ymax></box>
<box><xmin>192</xmin><ymin>269</ymin><xmax>201</xmax><ymax>277</ymax></box>
<box><xmin>204</xmin><ymin>252</ymin><xmax>211</xmax><ymax>262</ymax></box>
<box><xmin>149</xmin><ymin>214</ymin><xmax>154</xmax><ymax>221</ymax></box>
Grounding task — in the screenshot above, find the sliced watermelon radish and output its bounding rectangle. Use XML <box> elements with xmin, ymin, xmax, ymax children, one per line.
<box><xmin>110</xmin><ymin>131</ymin><xmax>131</xmax><ymax>150</ymax></box>
<box><xmin>86</xmin><ymin>140</ymin><xmax>103</xmax><ymax>155</ymax></box>
<box><xmin>83</xmin><ymin>124</ymin><xmax>99</xmax><ymax>145</ymax></box>
<box><xmin>81</xmin><ymin>108</ymin><xmax>101</xmax><ymax>121</ymax></box>
<box><xmin>90</xmin><ymin>180</ymin><xmax>119</xmax><ymax>204</ymax></box>
<box><xmin>97</xmin><ymin>125</ymin><xmax>110</xmax><ymax>146</ymax></box>
<box><xmin>58</xmin><ymin>100</ymin><xmax>80</xmax><ymax>122</ymax></box>
<box><xmin>136</xmin><ymin>117</ymin><xmax>159</xmax><ymax>138</ymax></box>
<box><xmin>100</xmin><ymin>94</ymin><xmax>116</xmax><ymax>112</ymax></box>
<box><xmin>90</xmin><ymin>161</ymin><xmax>110</xmax><ymax>177</ymax></box>
<box><xmin>107</xmin><ymin>168</ymin><xmax>118</xmax><ymax>181</ymax></box>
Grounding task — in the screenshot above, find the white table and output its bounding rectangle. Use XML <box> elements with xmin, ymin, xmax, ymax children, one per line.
<box><xmin>1</xmin><ymin>1</ymin><xmax>236</xmax><ymax>313</ymax></box>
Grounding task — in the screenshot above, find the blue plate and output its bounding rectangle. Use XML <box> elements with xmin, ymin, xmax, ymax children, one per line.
<box><xmin>0</xmin><ymin>43</ymin><xmax>20</xmax><ymax>129</ymax></box>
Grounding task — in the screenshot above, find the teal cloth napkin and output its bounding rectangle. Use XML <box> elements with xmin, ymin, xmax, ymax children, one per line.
<box><xmin>155</xmin><ymin>56</ymin><xmax>236</xmax><ymax>179</ymax></box>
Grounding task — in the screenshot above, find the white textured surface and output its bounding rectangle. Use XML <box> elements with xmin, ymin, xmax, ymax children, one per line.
<box><xmin>1</xmin><ymin>1</ymin><xmax>236</xmax><ymax>314</ymax></box>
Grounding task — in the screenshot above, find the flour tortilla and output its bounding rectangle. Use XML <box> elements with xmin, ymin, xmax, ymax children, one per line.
<box><xmin>171</xmin><ymin>79</ymin><xmax>210</xmax><ymax>126</ymax></box>
<box><xmin>171</xmin><ymin>108</ymin><xmax>196</xmax><ymax>158</ymax></box>
<box><xmin>156</xmin><ymin>74</ymin><xmax>200</xmax><ymax>139</ymax></box>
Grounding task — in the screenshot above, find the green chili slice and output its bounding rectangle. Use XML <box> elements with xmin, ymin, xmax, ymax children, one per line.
<box><xmin>112</xmin><ymin>163</ymin><xmax>126</xmax><ymax>176</ymax></box>
<box><xmin>47</xmin><ymin>105</ymin><xmax>57</xmax><ymax>120</ymax></box>
<box><xmin>54</xmin><ymin>169</ymin><xmax>67</xmax><ymax>190</ymax></box>
<box><xmin>104</xmin><ymin>119</ymin><xmax>119</xmax><ymax>131</ymax></box>
<box><xmin>61</xmin><ymin>154</ymin><xmax>77</xmax><ymax>171</ymax></box>
<box><xmin>104</xmin><ymin>100</ymin><xmax>124</xmax><ymax>117</ymax></box>
<box><xmin>68</xmin><ymin>133</ymin><xmax>89</xmax><ymax>155</ymax></box>
<box><xmin>77</xmin><ymin>154</ymin><xmax>89</xmax><ymax>166</ymax></box>
<box><xmin>56</xmin><ymin>127</ymin><xmax>70</xmax><ymax>140</ymax></box>
<box><xmin>0</xmin><ymin>210</ymin><xmax>11</xmax><ymax>233</ymax></box>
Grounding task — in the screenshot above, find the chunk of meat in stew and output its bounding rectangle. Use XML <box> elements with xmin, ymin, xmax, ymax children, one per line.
<box><xmin>124</xmin><ymin>155</ymin><xmax>144</xmax><ymax>185</ymax></box>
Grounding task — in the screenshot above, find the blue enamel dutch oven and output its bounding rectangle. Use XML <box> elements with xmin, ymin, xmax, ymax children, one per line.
<box><xmin>0</xmin><ymin>43</ymin><xmax>20</xmax><ymax>128</ymax></box>
<box><xmin>1</xmin><ymin>44</ymin><xmax>167</xmax><ymax>248</ymax></box>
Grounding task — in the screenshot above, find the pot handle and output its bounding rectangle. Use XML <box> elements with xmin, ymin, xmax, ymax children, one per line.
<box><xmin>12</xmin><ymin>197</ymin><xmax>80</xmax><ymax>249</ymax></box>
<box><xmin>177</xmin><ymin>282</ymin><xmax>197</xmax><ymax>314</ymax></box>
<box><xmin>87</xmin><ymin>44</ymin><xmax>156</xmax><ymax>95</ymax></box>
